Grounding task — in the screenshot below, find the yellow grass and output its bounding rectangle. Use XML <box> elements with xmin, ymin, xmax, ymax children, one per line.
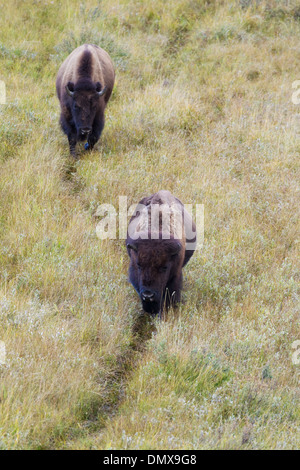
<box><xmin>0</xmin><ymin>0</ymin><xmax>299</xmax><ymax>449</ymax></box>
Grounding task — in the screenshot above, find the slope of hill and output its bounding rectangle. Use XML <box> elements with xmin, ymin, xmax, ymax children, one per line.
<box><xmin>0</xmin><ymin>0</ymin><xmax>299</xmax><ymax>449</ymax></box>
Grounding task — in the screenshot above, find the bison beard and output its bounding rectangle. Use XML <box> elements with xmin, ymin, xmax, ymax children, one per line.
<box><xmin>126</xmin><ymin>191</ymin><xmax>196</xmax><ymax>316</ymax></box>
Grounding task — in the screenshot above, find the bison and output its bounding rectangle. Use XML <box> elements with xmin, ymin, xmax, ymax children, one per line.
<box><xmin>126</xmin><ymin>190</ymin><xmax>197</xmax><ymax>315</ymax></box>
<box><xmin>56</xmin><ymin>44</ymin><xmax>115</xmax><ymax>158</ymax></box>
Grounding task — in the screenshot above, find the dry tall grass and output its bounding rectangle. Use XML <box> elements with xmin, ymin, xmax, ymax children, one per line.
<box><xmin>0</xmin><ymin>0</ymin><xmax>299</xmax><ymax>449</ymax></box>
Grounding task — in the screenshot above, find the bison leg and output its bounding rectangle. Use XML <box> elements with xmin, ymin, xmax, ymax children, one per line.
<box><xmin>86</xmin><ymin>115</ymin><xmax>105</xmax><ymax>151</ymax></box>
<box><xmin>68</xmin><ymin>134</ymin><xmax>78</xmax><ymax>158</ymax></box>
<box><xmin>165</xmin><ymin>273</ymin><xmax>183</xmax><ymax>309</ymax></box>
<box><xmin>60</xmin><ymin>114</ymin><xmax>78</xmax><ymax>158</ymax></box>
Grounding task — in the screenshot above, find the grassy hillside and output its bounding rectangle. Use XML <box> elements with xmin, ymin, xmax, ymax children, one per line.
<box><xmin>0</xmin><ymin>0</ymin><xmax>299</xmax><ymax>449</ymax></box>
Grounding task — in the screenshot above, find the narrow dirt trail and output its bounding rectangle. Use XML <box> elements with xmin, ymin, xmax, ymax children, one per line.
<box><xmin>60</xmin><ymin>160</ymin><xmax>157</xmax><ymax>448</ymax></box>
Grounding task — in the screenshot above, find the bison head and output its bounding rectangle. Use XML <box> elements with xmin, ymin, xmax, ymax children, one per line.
<box><xmin>127</xmin><ymin>238</ymin><xmax>182</xmax><ymax>315</ymax></box>
<box><xmin>66</xmin><ymin>80</ymin><xmax>107</xmax><ymax>139</ymax></box>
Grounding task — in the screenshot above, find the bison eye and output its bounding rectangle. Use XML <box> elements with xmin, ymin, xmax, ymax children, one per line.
<box><xmin>159</xmin><ymin>266</ymin><xmax>168</xmax><ymax>273</ymax></box>
<box><xmin>137</xmin><ymin>263</ymin><xmax>142</xmax><ymax>270</ymax></box>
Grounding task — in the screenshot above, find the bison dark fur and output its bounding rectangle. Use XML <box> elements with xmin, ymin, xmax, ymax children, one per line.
<box><xmin>126</xmin><ymin>190</ymin><xmax>197</xmax><ymax>315</ymax></box>
<box><xmin>56</xmin><ymin>44</ymin><xmax>115</xmax><ymax>158</ymax></box>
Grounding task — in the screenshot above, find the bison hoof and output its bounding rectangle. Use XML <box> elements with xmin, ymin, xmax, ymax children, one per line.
<box><xmin>84</xmin><ymin>142</ymin><xmax>90</xmax><ymax>150</ymax></box>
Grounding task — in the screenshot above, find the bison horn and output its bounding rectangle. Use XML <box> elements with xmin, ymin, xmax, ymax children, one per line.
<box><xmin>170</xmin><ymin>241</ymin><xmax>182</xmax><ymax>256</ymax></box>
<box><xmin>97</xmin><ymin>86</ymin><xmax>107</xmax><ymax>97</ymax></box>
<box><xmin>127</xmin><ymin>243</ymin><xmax>138</xmax><ymax>253</ymax></box>
<box><xmin>66</xmin><ymin>82</ymin><xmax>74</xmax><ymax>97</ymax></box>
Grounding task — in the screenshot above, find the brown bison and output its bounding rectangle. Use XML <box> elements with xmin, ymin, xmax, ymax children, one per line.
<box><xmin>56</xmin><ymin>44</ymin><xmax>115</xmax><ymax>158</ymax></box>
<box><xmin>126</xmin><ymin>190</ymin><xmax>197</xmax><ymax>315</ymax></box>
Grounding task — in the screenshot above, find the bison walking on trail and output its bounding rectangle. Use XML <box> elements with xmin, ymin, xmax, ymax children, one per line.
<box><xmin>126</xmin><ymin>190</ymin><xmax>197</xmax><ymax>315</ymax></box>
<box><xmin>56</xmin><ymin>44</ymin><xmax>115</xmax><ymax>158</ymax></box>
